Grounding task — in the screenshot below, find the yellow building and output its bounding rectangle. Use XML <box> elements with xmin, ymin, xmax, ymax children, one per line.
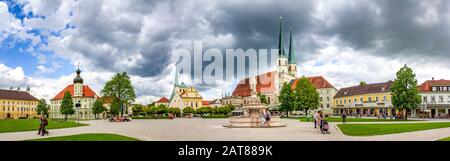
<box><xmin>169</xmin><ymin>83</ymin><xmax>203</xmax><ymax>110</ymax></box>
<box><xmin>168</xmin><ymin>70</ymin><xmax>203</xmax><ymax>111</ymax></box>
<box><xmin>0</xmin><ymin>88</ymin><xmax>39</xmax><ymax>119</ymax></box>
<box><xmin>333</xmin><ymin>81</ymin><xmax>397</xmax><ymax>117</ymax></box>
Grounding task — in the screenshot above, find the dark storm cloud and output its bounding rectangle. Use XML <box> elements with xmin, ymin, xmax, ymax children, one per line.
<box><xmin>320</xmin><ymin>0</ymin><xmax>450</xmax><ymax>58</ymax></box>
<box><xmin>208</xmin><ymin>0</ymin><xmax>316</xmax><ymax>50</ymax></box>
<box><xmin>37</xmin><ymin>0</ymin><xmax>450</xmax><ymax>78</ymax></box>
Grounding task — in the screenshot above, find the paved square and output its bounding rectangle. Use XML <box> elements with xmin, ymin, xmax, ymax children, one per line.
<box><xmin>0</xmin><ymin>118</ymin><xmax>449</xmax><ymax>141</ymax></box>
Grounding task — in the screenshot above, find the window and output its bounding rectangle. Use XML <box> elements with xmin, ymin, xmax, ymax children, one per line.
<box><xmin>383</xmin><ymin>96</ymin><xmax>387</xmax><ymax>101</ymax></box>
<box><xmin>423</xmin><ymin>96</ymin><xmax>427</xmax><ymax>103</ymax></box>
<box><xmin>319</xmin><ymin>97</ymin><xmax>323</xmax><ymax>101</ymax></box>
<box><xmin>354</xmin><ymin>98</ymin><xmax>357</xmax><ymax>103</ymax></box>
<box><xmin>340</xmin><ymin>100</ymin><xmax>342</xmax><ymax>104</ymax></box>
<box><xmin>439</xmin><ymin>96</ymin><xmax>444</xmax><ymax>102</ymax></box>
<box><xmin>368</xmin><ymin>97</ymin><xmax>372</xmax><ymax>102</ymax></box>
<box><xmin>448</xmin><ymin>96</ymin><xmax>450</xmax><ymax>103</ymax></box>
<box><xmin>327</xmin><ymin>104</ymin><xmax>330</xmax><ymax>108</ymax></box>
<box><xmin>344</xmin><ymin>99</ymin><xmax>346</xmax><ymax>104</ymax></box>
<box><xmin>348</xmin><ymin>99</ymin><xmax>351</xmax><ymax>103</ymax></box>
<box><xmin>375</xmin><ymin>97</ymin><xmax>379</xmax><ymax>102</ymax></box>
<box><xmin>432</xmin><ymin>87</ymin><xmax>436</xmax><ymax>91</ymax></box>
<box><xmin>431</xmin><ymin>96</ymin><xmax>435</xmax><ymax>102</ymax></box>
<box><xmin>360</xmin><ymin>97</ymin><xmax>363</xmax><ymax>102</ymax></box>
<box><xmin>327</xmin><ymin>96</ymin><xmax>330</xmax><ymax>101</ymax></box>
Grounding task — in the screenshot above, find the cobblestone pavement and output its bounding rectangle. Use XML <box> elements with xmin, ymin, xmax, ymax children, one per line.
<box><xmin>0</xmin><ymin>118</ymin><xmax>449</xmax><ymax>141</ymax></box>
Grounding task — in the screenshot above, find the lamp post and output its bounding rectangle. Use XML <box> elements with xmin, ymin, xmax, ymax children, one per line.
<box><xmin>76</xmin><ymin>101</ymin><xmax>81</xmax><ymax>124</ymax></box>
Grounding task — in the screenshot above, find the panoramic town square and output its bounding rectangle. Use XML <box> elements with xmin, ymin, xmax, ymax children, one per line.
<box><xmin>1</xmin><ymin>0</ymin><xmax>450</xmax><ymax>142</ymax></box>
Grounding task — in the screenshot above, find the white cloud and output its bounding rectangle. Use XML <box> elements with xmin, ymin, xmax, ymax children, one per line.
<box><xmin>0</xmin><ymin>2</ymin><xmax>22</xmax><ymax>42</ymax></box>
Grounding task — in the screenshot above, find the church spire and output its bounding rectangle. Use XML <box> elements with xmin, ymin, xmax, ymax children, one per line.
<box><xmin>288</xmin><ymin>29</ymin><xmax>296</xmax><ymax>64</ymax></box>
<box><xmin>278</xmin><ymin>17</ymin><xmax>286</xmax><ymax>57</ymax></box>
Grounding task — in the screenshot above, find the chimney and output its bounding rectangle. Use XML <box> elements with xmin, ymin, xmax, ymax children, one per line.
<box><xmin>432</xmin><ymin>77</ymin><xmax>434</xmax><ymax>80</ymax></box>
<box><xmin>10</xmin><ymin>86</ymin><xmax>13</xmax><ymax>90</ymax></box>
<box><xmin>17</xmin><ymin>87</ymin><xmax>21</xmax><ymax>91</ymax></box>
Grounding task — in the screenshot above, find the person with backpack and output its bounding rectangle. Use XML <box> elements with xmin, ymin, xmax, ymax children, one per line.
<box><xmin>41</xmin><ymin>116</ymin><xmax>49</xmax><ymax>136</ymax></box>
<box><xmin>37</xmin><ymin>114</ymin><xmax>44</xmax><ymax>135</ymax></box>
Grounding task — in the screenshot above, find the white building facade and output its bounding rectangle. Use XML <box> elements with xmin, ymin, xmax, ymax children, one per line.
<box><xmin>49</xmin><ymin>68</ymin><xmax>99</xmax><ymax>119</ymax></box>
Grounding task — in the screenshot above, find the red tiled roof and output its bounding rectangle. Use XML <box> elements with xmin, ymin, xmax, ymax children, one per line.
<box><xmin>155</xmin><ymin>97</ymin><xmax>169</xmax><ymax>103</ymax></box>
<box><xmin>0</xmin><ymin>89</ymin><xmax>39</xmax><ymax>101</ymax></box>
<box><xmin>291</xmin><ymin>76</ymin><xmax>335</xmax><ymax>90</ymax></box>
<box><xmin>232</xmin><ymin>72</ymin><xmax>276</xmax><ymax>97</ymax></box>
<box><xmin>51</xmin><ymin>84</ymin><xmax>98</xmax><ymax>100</ymax></box>
<box><xmin>419</xmin><ymin>79</ymin><xmax>450</xmax><ymax>92</ymax></box>
<box><xmin>334</xmin><ymin>81</ymin><xmax>393</xmax><ymax>98</ymax></box>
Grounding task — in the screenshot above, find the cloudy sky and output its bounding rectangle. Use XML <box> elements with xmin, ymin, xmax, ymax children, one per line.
<box><xmin>1</xmin><ymin>0</ymin><xmax>450</xmax><ymax>104</ymax></box>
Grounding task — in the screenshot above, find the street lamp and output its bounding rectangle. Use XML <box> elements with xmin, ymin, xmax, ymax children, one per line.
<box><xmin>76</xmin><ymin>101</ymin><xmax>81</xmax><ymax>124</ymax></box>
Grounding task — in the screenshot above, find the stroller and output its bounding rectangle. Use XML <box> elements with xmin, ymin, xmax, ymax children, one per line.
<box><xmin>321</xmin><ymin>120</ymin><xmax>330</xmax><ymax>134</ymax></box>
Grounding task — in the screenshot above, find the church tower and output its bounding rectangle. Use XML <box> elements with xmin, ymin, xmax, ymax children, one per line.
<box><xmin>73</xmin><ymin>66</ymin><xmax>84</xmax><ymax>97</ymax></box>
<box><xmin>276</xmin><ymin>17</ymin><xmax>288</xmax><ymax>75</ymax></box>
<box><xmin>288</xmin><ymin>30</ymin><xmax>297</xmax><ymax>77</ymax></box>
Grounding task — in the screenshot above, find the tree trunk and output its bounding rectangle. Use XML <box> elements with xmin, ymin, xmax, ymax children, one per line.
<box><xmin>404</xmin><ymin>109</ymin><xmax>408</xmax><ymax>120</ymax></box>
<box><xmin>305</xmin><ymin>109</ymin><xmax>308</xmax><ymax>118</ymax></box>
<box><xmin>64</xmin><ymin>114</ymin><xmax>67</xmax><ymax>122</ymax></box>
<box><xmin>286</xmin><ymin>111</ymin><xmax>289</xmax><ymax>118</ymax></box>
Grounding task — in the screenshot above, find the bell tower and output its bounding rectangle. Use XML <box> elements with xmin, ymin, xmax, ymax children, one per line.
<box><xmin>276</xmin><ymin>16</ymin><xmax>289</xmax><ymax>80</ymax></box>
<box><xmin>288</xmin><ymin>30</ymin><xmax>297</xmax><ymax>77</ymax></box>
<box><xmin>73</xmin><ymin>64</ymin><xmax>84</xmax><ymax>97</ymax></box>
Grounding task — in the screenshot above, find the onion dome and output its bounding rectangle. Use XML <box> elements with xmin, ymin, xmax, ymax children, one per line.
<box><xmin>73</xmin><ymin>68</ymin><xmax>84</xmax><ymax>84</ymax></box>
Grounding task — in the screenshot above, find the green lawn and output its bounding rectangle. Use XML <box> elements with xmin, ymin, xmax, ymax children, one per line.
<box><xmin>298</xmin><ymin>117</ymin><xmax>419</xmax><ymax>122</ymax></box>
<box><xmin>0</xmin><ymin>119</ymin><xmax>87</xmax><ymax>133</ymax></box>
<box><xmin>338</xmin><ymin>122</ymin><xmax>450</xmax><ymax>136</ymax></box>
<box><xmin>28</xmin><ymin>133</ymin><xmax>140</xmax><ymax>141</ymax></box>
<box><xmin>438</xmin><ymin>137</ymin><xmax>450</xmax><ymax>141</ymax></box>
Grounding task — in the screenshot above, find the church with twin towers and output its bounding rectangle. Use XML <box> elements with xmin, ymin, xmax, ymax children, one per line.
<box><xmin>222</xmin><ymin>18</ymin><xmax>337</xmax><ymax>114</ymax></box>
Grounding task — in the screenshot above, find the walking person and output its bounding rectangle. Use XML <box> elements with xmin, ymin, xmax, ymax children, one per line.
<box><xmin>260</xmin><ymin>109</ymin><xmax>266</xmax><ymax>127</ymax></box>
<box><xmin>37</xmin><ymin>114</ymin><xmax>44</xmax><ymax>135</ymax></box>
<box><xmin>40</xmin><ymin>115</ymin><xmax>49</xmax><ymax>136</ymax></box>
<box><xmin>313</xmin><ymin>112</ymin><xmax>318</xmax><ymax>129</ymax></box>
<box><xmin>318</xmin><ymin>111</ymin><xmax>324</xmax><ymax>133</ymax></box>
<box><xmin>342</xmin><ymin>112</ymin><xmax>347</xmax><ymax>123</ymax></box>
<box><xmin>265</xmin><ymin>110</ymin><xmax>271</xmax><ymax>127</ymax></box>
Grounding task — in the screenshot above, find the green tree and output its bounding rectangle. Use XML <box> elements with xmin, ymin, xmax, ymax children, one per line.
<box><xmin>60</xmin><ymin>91</ymin><xmax>75</xmax><ymax>121</ymax></box>
<box><xmin>225</xmin><ymin>104</ymin><xmax>235</xmax><ymax>111</ymax></box>
<box><xmin>183</xmin><ymin>107</ymin><xmax>195</xmax><ymax>115</ymax></box>
<box><xmin>109</xmin><ymin>98</ymin><xmax>120</xmax><ymax>116</ymax></box>
<box><xmin>36</xmin><ymin>99</ymin><xmax>49</xmax><ymax>117</ymax></box>
<box><xmin>360</xmin><ymin>81</ymin><xmax>367</xmax><ymax>86</ymax></box>
<box><xmin>278</xmin><ymin>82</ymin><xmax>295</xmax><ymax>117</ymax></box>
<box><xmin>169</xmin><ymin>107</ymin><xmax>181</xmax><ymax>116</ymax></box>
<box><xmin>157</xmin><ymin>105</ymin><xmax>168</xmax><ymax>116</ymax></box>
<box><xmin>391</xmin><ymin>65</ymin><xmax>421</xmax><ymax>120</ymax></box>
<box><xmin>146</xmin><ymin>105</ymin><xmax>158</xmax><ymax>118</ymax></box>
<box><xmin>101</xmin><ymin>72</ymin><xmax>136</xmax><ymax>116</ymax></box>
<box><xmin>294</xmin><ymin>76</ymin><xmax>320</xmax><ymax>117</ymax></box>
<box><xmin>92</xmin><ymin>99</ymin><xmax>106</xmax><ymax>119</ymax></box>
<box><xmin>132</xmin><ymin>104</ymin><xmax>145</xmax><ymax>116</ymax></box>
<box><xmin>257</xmin><ymin>93</ymin><xmax>268</xmax><ymax>104</ymax></box>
